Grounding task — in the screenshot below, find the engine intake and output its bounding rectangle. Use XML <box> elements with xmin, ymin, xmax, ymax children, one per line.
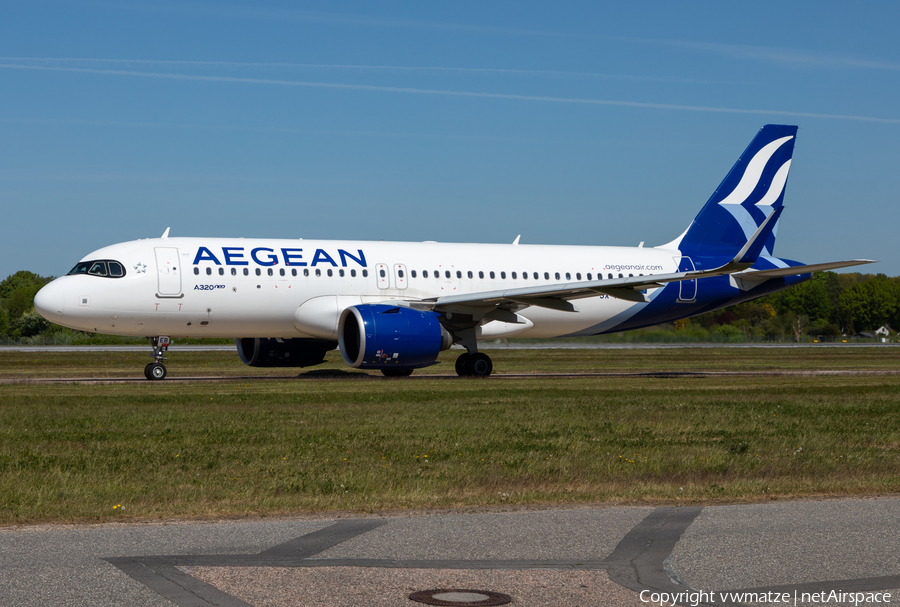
<box><xmin>339</xmin><ymin>304</ymin><xmax>452</xmax><ymax>369</ymax></box>
<box><xmin>236</xmin><ymin>338</ymin><xmax>336</xmax><ymax>367</ymax></box>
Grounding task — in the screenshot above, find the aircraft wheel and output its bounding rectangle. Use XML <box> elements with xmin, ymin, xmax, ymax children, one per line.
<box><xmin>146</xmin><ymin>362</ymin><xmax>167</xmax><ymax>381</ymax></box>
<box><xmin>382</xmin><ymin>368</ymin><xmax>414</xmax><ymax>377</ymax></box>
<box><xmin>466</xmin><ymin>353</ymin><xmax>493</xmax><ymax>378</ymax></box>
<box><xmin>455</xmin><ymin>353</ymin><xmax>471</xmax><ymax>376</ymax></box>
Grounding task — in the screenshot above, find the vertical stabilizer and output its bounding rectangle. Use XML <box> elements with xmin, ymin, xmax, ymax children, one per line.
<box><xmin>663</xmin><ymin>124</ymin><xmax>797</xmax><ymax>258</ymax></box>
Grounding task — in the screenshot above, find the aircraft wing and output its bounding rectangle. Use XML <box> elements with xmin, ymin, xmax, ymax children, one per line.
<box><xmin>416</xmin><ymin>209</ymin><xmax>873</xmax><ymax>312</ymax></box>
<box><xmin>426</xmin><ymin>272</ymin><xmax>684</xmax><ymax>311</ymax></box>
<box><xmin>728</xmin><ymin>259</ymin><xmax>876</xmax><ymax>290</ymax></box>
<box><xmin>731</xmin><ymin>259</ymin><xmax>876</xmax><ymax>280</ymax></box>
<box><xmin>411</xmin><ymin>257</ymin><xmax>876</xmax><ymax>314</ymax></box>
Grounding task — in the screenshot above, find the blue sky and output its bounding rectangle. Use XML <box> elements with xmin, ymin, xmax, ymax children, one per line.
<box><xmin>2</xmin><ymin>1</ymin><xmax>898</xmax><ymax>279</ymax></box>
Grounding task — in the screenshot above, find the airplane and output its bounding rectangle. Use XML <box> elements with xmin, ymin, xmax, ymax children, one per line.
<box><xmin>34</xmin><ymin>125</ymin><xmax>873</xmax><ymax>380</ymax></box>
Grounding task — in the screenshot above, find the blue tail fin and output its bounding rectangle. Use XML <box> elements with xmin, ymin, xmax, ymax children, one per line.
<box><xmin>666</xmin><ymin>124</ymin><xmax>798</xmax><ymax>258</ymax></box>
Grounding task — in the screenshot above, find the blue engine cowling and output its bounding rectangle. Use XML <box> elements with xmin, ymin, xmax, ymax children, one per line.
<box><xmin>339</xmin><ymin>304</ymin><xmax>452</xmax><ymax>369</ymax></box>
<box><xmin>236</xmin><ymin>337</ymin><xmax>337</xmax><ymax>367</ymax></box>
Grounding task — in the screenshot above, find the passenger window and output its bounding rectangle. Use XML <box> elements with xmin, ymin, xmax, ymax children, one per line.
<box><xmin>304</xmin><ymin>269</ymin><xmax>309</xmax><ymax>276</ymax></box>
<box><xmin>339</xmin><ymin>269</ymin><xmax>345</xmax><ymax>277</ymax></box>
<box><xmin>490</xmin><ymin>271</ymin><xmax>495</xmax><ymax>279</ymax></box>
<box><xmin>445</xmin><ymin>270</ymin><xmax>451</xmax><ymax>278</ymax></box>
<box><xmin>291</xmin><ymin>269</ymin><xmax>297</xmax><ymax>276</ymax></box>
<box><xmin>619</xmin><ymin>273</ymin><xmax>623</xmax><ymax>278</ymax></box>
<box><xmin>279</xmin><ymin>268</ymin><xmax>285</xmax><ymax>276</ymax></box>
<box><xmin>108</xmin><ymin>262</ymin><xmax>124</xmax><ymax>277</ymax></box>
<box><xmin>456</xmin><ymin>271</ymin><xmax>461</xmax><ymax>278</ymax></box>
<box><xmin>587</xmin><ymin>273</ymin><xmax>592</xmax><ymax>280</ymax></box>
<box><xmin>243</xmin><ymin>268</ymin><xmax>249</xmax><ymax>276</ymax></box>
<box><xmin>397</xmin><ymin>270</ymin><xmax>403</xmax><ymax>278</ymax></box>
<box><xmin>206</xmin><ymin>267</ymin><xmax>212</xmax><ymax>276</ymax></box>
<box><xmin>522</xmin><ymin>272</ymin><xmax>528</xmax><ymax>280</ymax></box>
<box><xmin>379</xmin><ymin>269</ymin><xmax>385</xmax><ymax>278</ymax></box>
<box><xmin>327</xmin><ymin>269</ymin><xmax>333</xmax><ymax>277</ymax></box>
<box><xmin>351</xmin><ymin>269</ymin><xmax>356</xmax><ymax>277</ymax></box>
<box><xmin>467</xmin><ymin>271</ymin><xmax>473</xmax><ymax>278</ymax></box>
<box><xmin>411</xmin><ymin>270</ymin><xmax>416</xmax><ymax>278</ymax></box>
<box><xmin>194</xmin><ymin>267</ymin><xmax>200</xmax><ymax>275</ymax></box>
<box><xmin>512</xmin><ymin>272</ymin><xmax>517</xmax><ymax>279</ymax></box>
<box><xmin>629</xmin><ymin>273</ymin><xmax>633</xmax><ymax>277</ymax></box>
<box><xmin>255</xmin><ymin>268</ymin><xmax>261</xmax><ymax>276</ymax></box>
<box><xmin>219</xmin><ymin>268</ymin><xmax>225</xmax><ymax>276</ymax></box>
<box><xmin>231</xmin><ymin>268</ymin><xmax>237</xmax><ymax>276</ymax></box>
<box><xmin>479</xmin><ymin>271</ymin><xmax>484</xmax><ymax>279</ymax></box>
<box><xmin>501</xmin><ymin>272</ymin><xmax>506</xmax><ymax>279</ymax></box>
<box><xmin>577</xmin><ymin>273</ymin><xmax>582</xmax><ymax>280</ymax></box>
<box><xmin>566</xmin><ymin>272</ymin><xmax>571</xmax><ymax>280</ymax></box>
<box><xmin>555</xmin><ymin>272</ymin><xmax>560</xmax><ymax>280</ymax></box>
<box><xmin>422</xmin><ymin>270</ymin><xmax>428</xmax><ymax>278</ymax></box>
<box><xmin>533</xmin><ymin>272</ymin><xmax>538</xmax><ymax>280</ymax></box>
<box><xmin>544</xmin><ymin>272</ymin><xmax>549</xmax><ymax>280</ymax></box>
<box><xmin>362</xmin><ymin>269</ymin><xmax>368</xmax><ymax>277</ymax></box>
<box><xmin>608</xmin><ymin>273</ymin><xmax>613</xmax><ymax>279</ymax></box>
<box><xmin>316</xmin><ymin>269</ymin><xmax>321</xmax><ymax>277</ymax></box>
<box><xmin>268</xmin><ymin>268</ymin><xmax>273</xmax><ymax>276</ymax></box>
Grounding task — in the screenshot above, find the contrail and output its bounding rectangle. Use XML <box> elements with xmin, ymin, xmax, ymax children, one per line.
<box><xmin>0</xmin><ymin>57</ymin><xmax>731</xmax><ymax>84</ymax></box>
<box><xmin>2</xmin><ymin>62</ymin><xmax>898</xmax><ymax>124</ymax></box>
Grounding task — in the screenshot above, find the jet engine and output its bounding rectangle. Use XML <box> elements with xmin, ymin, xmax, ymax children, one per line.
<box><xmin>236</xmin><ymin>337</ymin><xmax>337</xmax><ymax>367</ymax></box>
<box><xmin>339</xmin><ymin>304</ymin><xmax>452</xmax><ymax>370</ymax></box>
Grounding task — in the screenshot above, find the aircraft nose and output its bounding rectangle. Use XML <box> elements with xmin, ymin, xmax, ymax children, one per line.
<box><xmin>34</xmin><ymin>281</ymin><xmax>65</xmax><ymax>324</ymax></box>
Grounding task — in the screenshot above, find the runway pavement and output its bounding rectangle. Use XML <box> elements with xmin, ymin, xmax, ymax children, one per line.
<box><xmin>1</xmin><ymin>342</ymin><xmax>897</xmax><ymax>353</ymax></box>
<box><xmin>2</xmin><ymin>498</ymin><xmax>899</xmax><ymax>607</ymax></box>
<box><xmin>3</xmin><ymin>368</ymin><xmax>899</xmax><ymax>386</ymax></box>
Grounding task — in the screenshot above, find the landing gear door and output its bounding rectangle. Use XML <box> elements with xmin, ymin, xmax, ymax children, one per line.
<box><xmin>376</xmin><ymin>263</ymin><xmax>390</xmax><ymax>289</ymax></box>
<box><xmin>155</xmin><ymin>247</ymin><xmax>182</xmax><ymax>297</ymax></box>
<box><xmin>394</xmin><ymin>264</ymin><xmax>408</xmax><ymax>290</ymax></box>
<box><xmin>674</xmin><ymin>256</ymin><xmax>696</xmax><ymax>303</ymax></box>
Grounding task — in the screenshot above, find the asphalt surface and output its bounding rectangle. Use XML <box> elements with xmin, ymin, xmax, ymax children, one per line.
<box><xmin>1</xmin><ymin>342</ymin><xmax>897</xmax><ymax>353</ymax></box>
<box><xmin>2</xmin><ymin>498</ymin><xmax>899</xmax><ymax>606</ymax></box>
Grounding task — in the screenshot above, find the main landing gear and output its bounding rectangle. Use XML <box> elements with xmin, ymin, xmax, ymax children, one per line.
<box><xmin>144</xmin><ymin>336</ymin><xmax>170</xmax><ymax>380</ymax></box>
<box><xmin>455</xmin><ymin>352</ymin><xmax>493</xmax><ymax>377</ymax></box>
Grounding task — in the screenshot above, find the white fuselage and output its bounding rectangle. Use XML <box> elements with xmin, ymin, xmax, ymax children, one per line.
<box><xmin>38</xmin><ymin>237</ymin><xmax>679</xmax><ymax>340</ymax></box>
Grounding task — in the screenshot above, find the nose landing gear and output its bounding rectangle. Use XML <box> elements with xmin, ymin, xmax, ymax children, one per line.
<box><xmin>144</xmin><ymin>336</ymin><xmax>170</xmax><ymax>380</ymax></box>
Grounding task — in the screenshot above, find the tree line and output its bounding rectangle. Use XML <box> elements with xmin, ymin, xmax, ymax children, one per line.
<box><xmin>690</xmin><ymin>271</ymin><xmax>900</xmax><ymax>340</ymax></box>
<box><xmin>1</xmin><ymin>269</ymin><xmax>898</xmax><ymax>343</ymax></box>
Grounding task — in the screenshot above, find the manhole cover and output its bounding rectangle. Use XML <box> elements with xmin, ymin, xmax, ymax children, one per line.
<box><xmin>409</xmin><ymin>588</ymin><xmax>511</xmax><ymax>606</ymax></box>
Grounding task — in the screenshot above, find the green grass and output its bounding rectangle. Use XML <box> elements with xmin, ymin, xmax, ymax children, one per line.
<box><xmin>2</xmin><ymin>344</ymin><xmax>898</xmax><ymax>378</ymax></box>
<box><xmin>1</xmin><ymin>347</ymin><xmax>899</xmax><ymax>524</ymax></box>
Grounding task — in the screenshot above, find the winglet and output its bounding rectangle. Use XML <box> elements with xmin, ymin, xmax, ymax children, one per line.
<box><xmin>727</xmin><ymin>206</ymin><xmax>783</xmax><ymax>269</ymax></box>
<box><xmin>161</xmin><ymin>227</ymin><xmax>171</xmax><ymax>239</ymax></box>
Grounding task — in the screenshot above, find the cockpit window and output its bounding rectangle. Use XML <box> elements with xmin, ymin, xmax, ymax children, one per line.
<box><xmin>108</xmin><ymin>262</ymin><xmax>124</xmax><ymax>277</ymax></box>
<box><xmin>67</xmin><ymin>260</ymin><xmax>126</xmax><ymax>279</ymax></box>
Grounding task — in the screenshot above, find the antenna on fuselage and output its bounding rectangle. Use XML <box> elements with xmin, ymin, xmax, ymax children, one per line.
<box><xmin>161</xmin><ymin>227</ymin><xmax>171</xmax><ymax>239</ymax></box>
<box><xmin>512</xmin><ymin>235</ymin><xmax>521</xmax><ymax>245</ymax></box>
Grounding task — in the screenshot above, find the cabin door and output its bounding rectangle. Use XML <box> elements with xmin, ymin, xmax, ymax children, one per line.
<box><xmin>155</xmin><ymin>247</ymin><xmax>182</xmax><ymax>297</ymax></box>
<box><xmin>675</xmin><ymin>256</ymin><xmax>696</xmax><ymax>303</ymax></box>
